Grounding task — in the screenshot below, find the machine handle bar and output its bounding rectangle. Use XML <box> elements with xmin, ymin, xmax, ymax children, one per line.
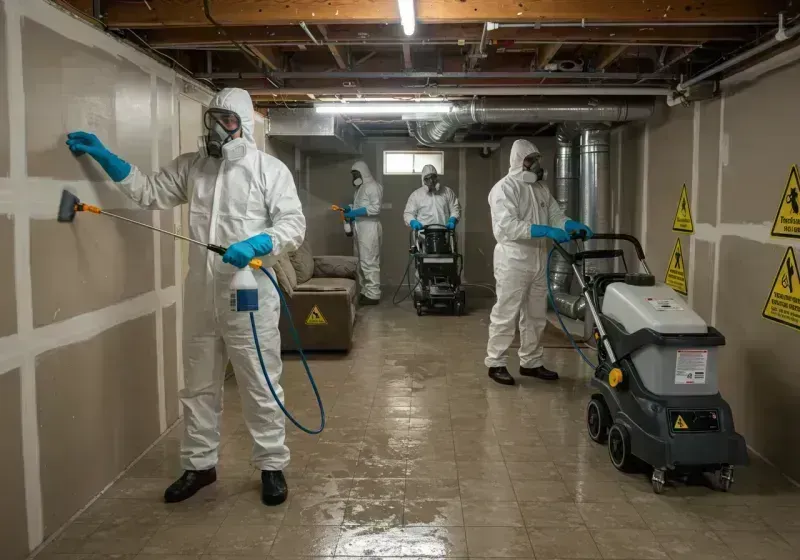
<box><xmin>590</xmin><ymin>233</ymin><xmax>647</xmax><ymax>261</ymax></box>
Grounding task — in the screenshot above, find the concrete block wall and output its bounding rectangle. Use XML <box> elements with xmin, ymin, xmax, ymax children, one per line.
<box><xmin>616</xmin><ymin>62</ymin><xmax>800</xmax><ymax>481</ymax></box>
<box><xmin>0</xmin><ymin>0</ymin><xmax>211</xmax><ymax>556</ymax></box>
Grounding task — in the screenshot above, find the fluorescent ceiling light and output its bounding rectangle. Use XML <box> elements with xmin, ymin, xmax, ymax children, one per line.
<box><xmin>398</xmin><ymin>0</ymin><xmax>416</xmax><ymax>36</ymax></box>
<box><xmin>315</xmin><ymin>103</ymin><xmax>451</xmax><ymax>115</ymax></box>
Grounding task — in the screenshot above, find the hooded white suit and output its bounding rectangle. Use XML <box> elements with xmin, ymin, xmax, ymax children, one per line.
<box><xmin>403</xmin><ymin>164</ymin><xmax>461</xmax><ymax>228</ymax></box>
<box><xmin>485</xmin><ymin>139</ymin><xmax>568</xmax><ymax>369</ymax></box>
<box><xmin>351</xmin><ymin>161</ymin><xmax>384</xmax><ymax>300</ymax></box>
<box><xmin>116</xmin><ymin>88</ymin><xmax>306</xmax><ymax>471</ymax></box>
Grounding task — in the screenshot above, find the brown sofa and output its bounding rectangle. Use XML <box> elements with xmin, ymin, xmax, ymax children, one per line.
<box><xmin>272</xmin><ymin>240</ymin><xmax>358</xmax><ymax>352</ymax></box>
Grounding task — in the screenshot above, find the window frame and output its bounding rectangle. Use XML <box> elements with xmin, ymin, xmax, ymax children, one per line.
<box><xmin>382</xmin><ymin>150</ymin><xmax>445</xmax><ymax>176</ymax></box>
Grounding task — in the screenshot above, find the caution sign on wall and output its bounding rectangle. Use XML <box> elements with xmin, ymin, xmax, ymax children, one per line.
<box><xmin>305</xmin><ymin>305</ymin><xmax>328</xmax><ymax>326</ymax></box>
<box><xmin>762</xmin><ymin>247</ymin><xmax>800</xmax><ymax>332</ymax></box>
<box><xmin>672</xmin><ymin>184</ymin><xmax>695</xmax><ymax>234</ymax></box>
<box><xmin>770</xmin><ymin>165</ymin><xmax>800</xmax><ymax>239</ymax></box>
<box><xmin>665</xmin><ymin>238</ymin><xmax>688</xmax><ymax>296</ymax></box>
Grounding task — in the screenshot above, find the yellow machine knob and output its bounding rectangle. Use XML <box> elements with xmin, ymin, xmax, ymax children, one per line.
<box><xmin>609</xmin><ymin>368</ymin><xmax>623</xmax><ymax>388</ymax></box>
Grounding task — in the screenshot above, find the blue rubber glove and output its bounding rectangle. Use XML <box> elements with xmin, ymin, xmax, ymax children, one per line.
<box><xmin>447</xmin><ymin>217</ymin><xmax>458</xmax><ymax>230</ymax></box>
<box><xmin>565</xmin><ymin>219</ymin><xmax>594</xmax><ymax>239</ymax></box>
<box><xmin>531</xmin><ymin>224</ymin><xmax>570</xmax><ymax>243</ymax></box>
<box><xmin>66</xmin><ymin>131</ymin><xmax>132</xmax><ymax>182</ymax></box>
<box><xmin>343</xmin><ymin>207</ymin><xmax>368</xmax><ymax>220</ymax></box>
<box><xmin>410</xmin><ymin>219</ymin><xmax>423</xmax><ymax>231</ymax></box>
<box><xmin>341</xmin><ymin>205</ymin><xmax>352</xmax><ymax>213</ymax></box>
<box><xmin>222</xmin><ymin>233</ymin><xmax>273</xmax><ymax>268</ymax></box>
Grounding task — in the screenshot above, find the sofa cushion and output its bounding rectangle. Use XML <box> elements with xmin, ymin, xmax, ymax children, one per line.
<box><xmin>290</xmin><ymin>239</ymin><xmax>315</xmax><ymax>284</ymax></box>
<box><xmin>272</xmin><ymin>253</ymin><xmax>296</xmax><ymax>298</ymax></box>
<box><xmin>313</xmin><ymin>255</ymin><xmax>358</xmax><ymax>280</ymax></box>
<box><xmin>294</xmin><ymin>277</ymin><xmax>356</xmax><ymax>296</ymax></box>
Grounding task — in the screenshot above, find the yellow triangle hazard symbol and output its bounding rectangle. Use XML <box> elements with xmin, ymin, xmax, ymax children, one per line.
<box><xmin>305</xmin><ymin>305</ymin><xmax>328</xmax><ymax>326</ymax></box>
<box><xmin>770</xmin><ymin>165</ymin><xmax>800</xmax><ymax>239</ymax></box>
<box><xmin>664</xmin><ymin>238</ymin><xmax>688</xmax><ymax>296</ymax></box>
<box><xmin>672</xmin><ymin>184</ymin><xmax>695</xmax><ymax>233</ymax></box>
<box><xmin>674</xmin><ymin>415</ymin><xmax>689</xmax><ymax>430</ymax></box>
<box><xmin>762</xmin><ymin>247</ymin><xmax>800</xmax><ymax>332</ymax></box>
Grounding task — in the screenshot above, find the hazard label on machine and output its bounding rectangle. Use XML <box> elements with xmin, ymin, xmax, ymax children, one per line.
<box><xmin>665</xmin><ymin>238</ymin><xmax>688</xmax><ymax>296</ymax></box>
<box><xmin>674</xmin><ymin>415</ymin><xmax>689</xmax><ymax>430</ymax></box>
<box><xmin>305</xmin><ymin>305</ymin><xmax>328</xmax><ymax>326</ymax></box>
<box><xmin>770</xmin><ymin>165</ymin><xmax>800</xmax><ymax>239</ymax></box>
<box><xmin>674</xmin><ymin>349</ymin><xmax>707</xmax><ymax>385</ymax></box>
<box><xmin>672</xmin><ymin>184</ymin><xmax>695</xmax><ymax>233</ymax></box>
<box><xmin>762</xmin><ymin>247</ymin><xmax>800</xmax><ymax>332</ymax></box>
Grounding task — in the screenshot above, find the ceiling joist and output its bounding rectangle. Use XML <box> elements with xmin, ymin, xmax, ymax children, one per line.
<box><xmin>103</xmin><ymin>0</ymin><xmax>782</xmax><ymax>28</ymax></box>
<box><xmin>536</xmin><ymin>43</ymin><xmax>563</xmax><ymax>68</ymax></box>
<box><xmin>317</xmin><ymin>24</ymin><xmax>348</xmax><ymax>69</ymax></box>
<box><xmin>596</xmin><ymin>45</ymin><xmax>629</xmax><ymax>70</ymax></box>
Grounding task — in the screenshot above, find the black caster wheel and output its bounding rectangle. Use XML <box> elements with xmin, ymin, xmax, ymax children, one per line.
<box><xmin>716</xmin><ymin>465</ymin><xmax>734</xmax><ymax>492</ymax></box>
<box><xmin>651</xmin><ymin>468</ymin><xmax>666</xmax><ymax>494</ymax></box>
<box><xmin>416</xmin><ymin>303</ymin><xmax>424</xmax><ymax>316</ymax></box>
<box><xmin>454</xmin><ymin>297</ymin><xmax>464</xmax><ymax>316</ymax></box>
<box><xmin>608</xmin><ymin>423</ymin><xmax>636</xmax><ymax>473</ymax></box>
<box><xmin>586</xmin><ymin>397</ymin><xmax>611</xmax><ymax>444</ymax></box>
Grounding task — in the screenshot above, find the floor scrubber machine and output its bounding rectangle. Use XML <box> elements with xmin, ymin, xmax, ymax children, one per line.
<box><xmin>411</xmin><ymin>224</ymin><xmax>465</xmax><ymax>316</ymax></box>
<box><xmin>551</xmin><ymin>232</ymin><xmax>748</xmax><ymax>493</ymax></box>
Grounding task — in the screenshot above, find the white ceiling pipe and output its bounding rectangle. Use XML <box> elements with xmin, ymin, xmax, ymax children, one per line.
<box><xmin>251</xmin><ymin>86</ymin><xmax>671</xmax><ymax>97</ymax></box>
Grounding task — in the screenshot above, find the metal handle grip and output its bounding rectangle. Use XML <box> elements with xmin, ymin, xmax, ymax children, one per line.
<box><xmin>591</xmin><ymin>233</ymin><xmax>646</xmax><ymax>261</ymax></box>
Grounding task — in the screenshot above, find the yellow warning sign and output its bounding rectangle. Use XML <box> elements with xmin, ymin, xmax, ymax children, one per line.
<box><xmin>770</xmin><ymin>165</ymin><xmax>800</xmax><ymax>239</ymax></box>
<box><xmin>665</xmin><ymin>238</ymin><xmax>688</xmax><ymax>296</ymax></box>
<box><xmin>674</xmin><ymin>415</ymin><xmax>689</xmax><ymax>430</ymax></box>
<box><xmin>305</xmin><ymin>305</ymin><xmax>328</xmax><ymax>326</ymax></box>
<box><xmin>762</xmin><ymin>247</ymin><xmax>800</xmax><ymax>332</ymax></box>
<box><xmin>672</xmin><ymin>184</ymin><xmax>694</xmax><ymax>233</ymax></box>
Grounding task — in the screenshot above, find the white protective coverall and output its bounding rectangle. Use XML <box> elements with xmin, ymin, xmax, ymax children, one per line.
<box><xmin>116</xmin><ymin>88</ymin><xmax>306</xmax><ymax>471</ymax></box>
<box><xmin>403</xmin><ymin>164</ymin><xmax>461</xmax><ymax>228</ymax></box>
<box><xmin>351</xmin><ymin>161</ymin><xmax>384</xmax><ymax>300</ymax></box>
<box><xmin>485</xmin><ymin>139</ymin><xmax>568</xmax><ymax>369</ymax></box>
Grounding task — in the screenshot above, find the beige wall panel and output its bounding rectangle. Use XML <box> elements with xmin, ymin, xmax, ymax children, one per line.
<box><xmin>307</xmin><ymin>152</ymin><xmax>361</xmax><ymax>258</ymax></box>
<box><xmin>722</xmin><ymin>62</ymin><xmax>800</xmax><ymax>224</ymax></box>
<box><xmin>716</xmin><ymin>236</ymin><xmax>800</xmax><ymax>480</ymax></box>
<box><xmin>255</xmin><ymin>117</ymin><xmax>266</xmax><ymax>152</ymax></box>
<box><xmin>464</xmin><ymin>147</ymin><xmax>502</xmax><ymax>286</ymax></box>
<box><xmin>178</xmin><ymin>95</ymin><xmax>203</xmax><ymax>156</ymax></box>
<box><xmin>646</xmin><ymin>104</ymin><xmax>694</xmax><ymax>281</ymax></box>
<box><xmin>0</xmin><ymin>368</ymin><xmax>29</xmax><ymax>560</ymax></box>
<box><xmin>30</xmin><ymin>211</ymin><xmax>155</xmax><ymax>327</ymax></box>
<box><xmin>22</xmin><ymin>18</ymin><xmax>152</xmax><ymax>180</ymax></box>
<box><xmin>162</xmin><ymin>303</ymin><xmax>179</xmax><ymax>426</ymax></box>
<box><xmin>618</xmin><ymin>123</ymin><xmax>645</xmax><ymax>268</ymax></box>
<box><xmin>0</xmin><ymin>1</ymin><xmax>9</xmax><ymax>177</ymax></box>
<box><xmin>157</xmin><ymin>78</ymin><xmax>174</xmax><ymax>170</ymax></box>
<box><xmin>691</xmin><ymin>239</ymin><xmax>715</xmax><ymax>324</ymax></box>
<box><xmin>36</xmin><ymin>313</ymin><xmax>160</xmax><ymax>535</ymax></box>
<box><xmin>697</xmin><ymin>99</ymin><xmax>720</xmax><ymax>225</ymax></box>
<box><xmin>0</xmin><ymin>215</ymin><xmax>17</xmax><ymax>337</ymax></box>
<box><xmin>161</xmin><ymin>210</ymin><xmax>175</xmax><ymax>289</ymax></box>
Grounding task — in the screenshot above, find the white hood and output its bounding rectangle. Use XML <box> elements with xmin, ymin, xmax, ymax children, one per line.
<box><xmin>209</xmin><ymin>87</ymin><xmax>256</xmax><ymax>148</ymax></box>
<box><xmin>509</xmin><ymin>139</ymin><xmax>540</xmax><ymax>176</ymax></box>
<box><xmin>420</xmin><ymin>163</ymin><xmax>440</xmax><ymax>190</ymax></box>
<box><xmin>351</xmin><ymin>160</ymin><xmax>374</xmax><ymax>183</ymax></box>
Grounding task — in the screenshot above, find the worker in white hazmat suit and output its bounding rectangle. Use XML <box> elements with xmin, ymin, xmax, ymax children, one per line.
<box><xmin>403</xmin><ymin>164</ymin><xmax>461</xmax><ymax>231</ymax></box>
<box><xmin>485</xmin><ymin>139</ymin><xmax>592</xmax><ymax>386</ymax></box>
<box><xmin>65</xmin><ymin>88</ymin><xmax>305</xmax><ymax>506</ymax></box>
<box><xmin>341</xmin><ymin>161</ymin><xmax>383</xmax><ymax>304</ymax></box>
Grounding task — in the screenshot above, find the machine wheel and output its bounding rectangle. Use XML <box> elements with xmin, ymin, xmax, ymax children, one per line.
<box><xmin>416</xmin><ymin>302</ymin><xmax>424</xmax><ymax>316</ymax></box>
<box><xmin>651</xmin><ymin>468</ymin><xmax>667</xmax><ymax>494</ymax></box>
<box><xmin>608</xmin><ymin>423</ymin><xmax>636</xmax><ymax>473</ymax></box>
<box><xmin>586</xmin><ymin>397</ymin><xmax>611</xmax><ymax>444</ymax></box>
<box><xmin>716</xmin><ymin>465</ymin><xmax>734</xmax><ymax>492</ymax></box>
<box><xmin>454</xmin><ymin>293</ymin><xmax>465</xmax><ymax>316</ymax></box>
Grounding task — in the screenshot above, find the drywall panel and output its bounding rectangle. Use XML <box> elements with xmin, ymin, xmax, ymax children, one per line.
<box><xmin>161</xmin><ymin>210</ymin><xmax>175</xmax><ymax>289</ymax></box>
<box><xmin>618</xmin><ymin>123</ymin><xmax>645</xmax><ymax>268</ymax></box>
<box><xmin>307</xmin><ymin>152</ymin><xmax>360</xmax><ymax>257</ymax></box>
<box><xmin>716</xmin><ymin>236</ymin><xmax>800</xmax><ymax>480</ymax></box>
<box><xmin>22</xmin><ymin>18</ymin><xmax>152</xmax><ymax>180</ymax></box>
<box><xmin>722</xmin><ymin>62</ymin><xmax>800</xmax><ymax>224</ymax></box>
<box><xmin>646</xmin><ymin>104</ymin><xmax>694</xmax><ymax>280</ymax></box>
<box><xmin>691</xmin><ymin>239</ymin><xmax>715</xmax><ymax>324</ymax></box>
<box><xmin>697</xmin><ymin>99</ymin><xmax>720</xmax><ymax>225</ymax></box>
<box><xmin>0</xmin><ymin>368</ymin><xmax>28</xmax><ymax>560</ymax></box>
<box><xmin>464</xmin><ymin>147</ymin><xmax>501</xmax><ymax>286</ymax></box>
<box><xmin>157</xmin><ymin>78</ymin><xmax>173</xmax><ymax>169</ymax></box>
<box><xmin>178</xmin><ymin>94</ymin><xmax>203</xmax><ymax>155</ymax></box>
<box><xmin>0</xmin><ymin>1</ymin><xmax>9</xmax><ymax>178</ymax></box>
<box><xmin>36</xmin><ymin>313</ymin><xmax>160</xmax><ymax>534</ymax></box>
<box><xmin>163</xmin><ymin>303</ymin><xmax>179</xmax><ymax>426</ymax></box>
<box><xmin>30</xmin><ymin>211</ymin><xmax>155</xmax><ymax>327</ymax></box>
<box><xmin>0</xmin><ymin>215</ymin><xmax>17</xmax><ymax>337</ymax></box>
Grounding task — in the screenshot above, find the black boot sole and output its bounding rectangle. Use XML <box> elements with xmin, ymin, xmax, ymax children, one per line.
<box><xmin>163</xmin><ymin>476</ymin><xmax>217</xmax><ymax>504</ymax></box>
<box><xmin>262</xmin><ymin>489</ymin><xmax>289</xmax><ymax>506</ymax></box>
<box><xmin>520</xmin><ymin>369</ymin><xmax>559</xmax><ymax>381</ymax></box>
<box><xmin>489</xmin><ymin>372</ymin><xmax>516</xmax><ymax>386</ymax></box>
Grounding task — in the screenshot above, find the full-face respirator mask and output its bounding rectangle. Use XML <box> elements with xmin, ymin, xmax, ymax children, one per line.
<box><xmin>199</xmin><ymin>108</ymin><xmax>244</xmax><ymax>159</ymax></box>
<box><xmin>522</xmin><ymin>152</ymin><xmax>547</xmax><ymax>183</ymax></box>
<box><xmin>351</xmin><ymin>169</ymin><xmax>363</xmax><ymax>188</ymax></box>
<box><xmin>423</xmin><ymin>173</ymin><xmax>440</xmax><ymax>193</ymax></box>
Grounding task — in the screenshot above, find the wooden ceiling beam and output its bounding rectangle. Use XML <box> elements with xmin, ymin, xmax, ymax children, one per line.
<box><xmin>249</xmin><ymin>46</ymin><xmax>283</xmax><ymax>71</ymax></box>
<box><xmin>103</xmin><ymin>0</ymin><xmax>782</xmax><ymax>28</ymax></box>
<box><xmin>536</xmin><ymin>43</ymin><xmax>563</xmax><ymax>68</ymax></box>
<box><xmin>596</xmin><ymin>45</ymin><xmax>629</xmax><ymax>69</ymax></box>
<box><xmin>402</xmin><ymin>44</ymin><xmax>413</xmax><ymax>70</ymax></box>
<box><xmin>317</xmin><ymin>24</ymin><xmax>348</xmax><ymax>69</ymax></box>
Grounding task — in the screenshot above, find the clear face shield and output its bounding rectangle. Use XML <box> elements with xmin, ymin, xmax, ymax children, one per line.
<box><xmin>351</xmin><ymin>169</ymin><xmax>363</xmax><ymax>187</ymax></box>
<box><xmin>423</xmin><ymin>173</ymin><xmax>439</xmax><ymax>193</ymax></box>
<box><xmin>199</xmin><ymin>108</ymin><xmax>242</xmax><ymax>158</ymax></box>
<box><xmin>522</xmin><ymin>152</ymin><xmax>547</xmax><ymax>183</ymax></box>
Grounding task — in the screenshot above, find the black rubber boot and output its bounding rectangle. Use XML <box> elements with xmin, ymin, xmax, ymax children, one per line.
<box><xmin>520</xmin><ymin>365</ymin><xmax>560</xmax><ymax>381</ymax></box>
<box><xmin>163</xmin><ymin>468</ymin><xmax>217</xmax><ymax>503</ymax></box>
<box><xmin>359</xmin><ymin>295</ymin><xmax>380</xmax><ymax>306</ymax></box>
<box><xmin>488</xmin><ymin>366</ymin><xmax>515</xmax><ymax>386</ymax></box>
<box><xmin>261</xmin><ymin>470</ymin><xmax>289</xmax><ymax>506</ymax></box>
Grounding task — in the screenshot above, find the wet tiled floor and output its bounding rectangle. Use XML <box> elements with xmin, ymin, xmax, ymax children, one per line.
<box><xmin>40</xmin><ymin>302</ymin><xmax>800</xmax><ymax>559</ymax></box>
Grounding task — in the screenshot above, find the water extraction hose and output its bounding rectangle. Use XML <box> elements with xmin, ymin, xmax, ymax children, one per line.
<box><xmin>58</xmin><ymin>189</ymin><xmax>325</xmax><ymax>434</ymax></box>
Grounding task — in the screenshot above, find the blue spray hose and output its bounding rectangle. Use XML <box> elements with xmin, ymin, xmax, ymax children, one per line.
<box><xmin>249</xmin><ymin>266</ymin><xmax>325</xmax><ymax>435</ymax></box>
<box><xmin>546</xmin><ymin>247</ymin><xmax>598</xmax><ymax>370</ymax></box>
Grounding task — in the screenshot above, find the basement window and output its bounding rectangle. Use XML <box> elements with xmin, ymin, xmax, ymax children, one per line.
<box><xmin>383</xmin><ymin>150</ymin><xmax>444</xmax><ymax>175</ymax></box>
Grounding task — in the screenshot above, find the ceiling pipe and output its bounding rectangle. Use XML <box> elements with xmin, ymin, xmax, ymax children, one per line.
<box><xmin>407</xmin><ymin>121</ymin><xmax>500</xmax><ymax>151</ymax></box>
<box><xmin>411</xmin><ymin>97</ymin><xmax>654</xmax><ymax>145</ymax></box>
<box><xmin>200</xmin><ymin>70</ymin><xmax>675</xmax><ymax>80</ymax></box>
<box><xmin>298</xmin><ymin>22</ymin><xmax>321</xmax><ymax>45</ymax></box>
<box><xmin>491</xmin><ymin>20</ymin><xmax>773</xmax><ymax>29</ymax></box>
<box><xmin>249</xmin><ymin>86</ymin><xmax>671</xmax><ymax>97</ymax></box>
